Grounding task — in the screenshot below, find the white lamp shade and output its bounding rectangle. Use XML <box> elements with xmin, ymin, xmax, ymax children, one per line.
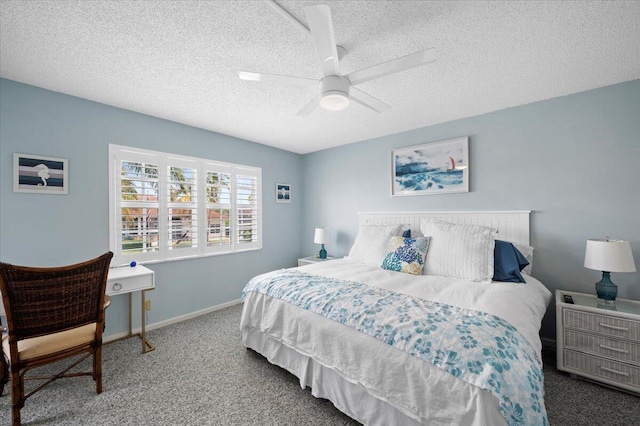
<box><xmin>584</xmin><ymin>239</ymin><xmax>636</xmax><ymax>272</ymax></box>
<box><xmin>314</xmin><ymin>228</ymin><xmax>329</xmax><ymax>244</ymax></box>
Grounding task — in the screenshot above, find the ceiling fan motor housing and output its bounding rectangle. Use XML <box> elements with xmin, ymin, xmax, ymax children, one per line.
<box><xmin>320</xmin><ymin>75</ymin><xmax>350</xmax><ymax>110</ymax></box>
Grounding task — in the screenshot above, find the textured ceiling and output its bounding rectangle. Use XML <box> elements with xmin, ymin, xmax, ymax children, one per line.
<box><xmin>1</xmin><ymin>1</ymin><xmax>639</xmax><ymax>154</ymax></box>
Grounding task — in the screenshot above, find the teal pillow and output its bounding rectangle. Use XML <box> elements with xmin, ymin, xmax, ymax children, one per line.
<box><xmin>381</xmin><ymin>236</ymin><xmax>430</xmax><ymax>275</ymax></box>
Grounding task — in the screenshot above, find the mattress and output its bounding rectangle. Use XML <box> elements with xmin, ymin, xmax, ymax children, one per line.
<box><xmin>241</xmin><ymin>259</ymin><xmax>552</xmax><ymax>425</ymax></box>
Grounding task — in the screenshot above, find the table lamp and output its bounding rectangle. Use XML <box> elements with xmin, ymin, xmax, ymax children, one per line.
<box><xmin>584</xmin><ymin>238</ymin><xmax>636</xmax><ymax>305</ymax></box>
<box><xmin>314</xmin><ymin>228</ymin><xmax>329</xmax><ymax>259</ymax></box>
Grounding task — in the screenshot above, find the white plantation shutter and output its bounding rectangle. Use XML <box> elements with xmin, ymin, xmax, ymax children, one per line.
<box><xmin>235</xmin><ymin>167</ymin><xmax>261</xmax><ymax>251</ymax></box>
<box><xmin>166</xmin><ymin>158</ymin><xmax>198</xmax><ymax>257</ymax></box>
<box><xmin>112</xmin><ymin>149</ymin><xmax>162</xmax><ymax>264</ymax></box>
<box><xmin>109</xmin><ymin>145</ymin><xmax>262</xmax><ymax>266</ymax></box>
<box><xmin>204</xmin><ymin>163</ymin><xmax>232</xmax><ymax>254</ymax></box>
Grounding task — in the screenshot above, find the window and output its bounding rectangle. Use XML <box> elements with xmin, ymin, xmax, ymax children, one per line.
<box><xmin>109</xmin><ymin>145</ymin><xmax>261</xmax><ymax>265</ymax></box>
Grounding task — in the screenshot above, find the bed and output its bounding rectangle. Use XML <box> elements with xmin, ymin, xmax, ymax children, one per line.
<box><xmin>241</xmin><ymin>211</ymin><xmax>552</xmax><ymax>425</ymax></box>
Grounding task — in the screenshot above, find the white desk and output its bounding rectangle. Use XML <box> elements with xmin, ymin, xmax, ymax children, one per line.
<box><xmin>106</xmin><ymin>265</ymin><xmax>155</xmax><ymax>353</ymax></box>
<box><xmin>1</xmin><ymin>265</ymin><xmax>155</xmax><ymax>354</ymax></box>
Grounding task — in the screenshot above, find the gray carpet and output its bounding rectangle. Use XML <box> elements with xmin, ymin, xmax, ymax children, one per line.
<box><xmin>1</xmin><ymin>304</ymin><xmax>638</xmax><ymax>425</ymax></box>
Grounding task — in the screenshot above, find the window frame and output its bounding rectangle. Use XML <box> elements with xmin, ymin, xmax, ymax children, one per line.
<box><xmin>109</xmin><ymin>144</ymin><xmax>262</xmax><ymax>266</ymax></box>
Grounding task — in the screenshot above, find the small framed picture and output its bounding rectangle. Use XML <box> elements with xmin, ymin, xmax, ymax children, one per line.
<box><xmin>13</xmin><ymin>153</ymin><xmax>69</xmax><ymax>194</ymax></box>
<box><xmin>275</xmin><ymin>183</ymin><xmax>291</xmax><ymax>203</ymax></box>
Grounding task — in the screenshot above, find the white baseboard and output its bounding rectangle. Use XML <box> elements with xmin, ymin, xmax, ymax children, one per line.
<box><xmin>104</xmin><ymin>299</ymin><xmax>242</xmax><ymax>343</ymax></box>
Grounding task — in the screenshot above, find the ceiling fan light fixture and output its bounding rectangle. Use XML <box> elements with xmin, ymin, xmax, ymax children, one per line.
<box><xmin>320</xmin><ymin>91</ymin><xmax>350</xmax><ymax>111</ymax></box>
<box><xmin>239</xmin><ymin>5</ymin><xmax>436</xmax><ymax>116</ymax></box>
<box><xmin>319</xmin><ymin>75</ymin><xmax>350</xmax><ymax>111</ymax></box>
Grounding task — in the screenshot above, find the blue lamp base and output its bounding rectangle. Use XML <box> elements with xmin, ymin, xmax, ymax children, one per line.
<box><xmin>595</xmin><ymin>271</ymin><xmax>617</xmax><ymax>306</ymax></box>
<box><xmin>318</xmin><ymin>244</ymin><xmax>327</xmax><ymax>260</ymax></box>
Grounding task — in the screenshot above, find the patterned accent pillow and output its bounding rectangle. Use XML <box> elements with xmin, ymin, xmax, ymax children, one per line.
<box><xmin>381</xmin><ymin>236</ymin><xmax>430</xmax><ymax>275</ymax></box>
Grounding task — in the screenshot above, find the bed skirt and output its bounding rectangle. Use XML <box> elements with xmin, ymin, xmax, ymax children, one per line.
<box><xmin>241</xmin><ymin>294</ymin><xmax>505</xmax><ymax>426</ymax></box>
<box><xmin>243</xmin><ymin>326</ymin><xmax>427</xmax><ymax>426</ymax></box>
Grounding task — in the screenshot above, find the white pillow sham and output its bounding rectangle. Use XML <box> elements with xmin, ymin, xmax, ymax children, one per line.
<box><xmin>347</xmin><ymin>224</ymin><xmax>403</xmax><ymax>266</ymax></box>
<box><xmin>511</xmin><ymin>241</ymin><xmax>534</xmax><ymax>275</ymax></box>
<box><xmin>420</xmin><ymin>219</ymin><xmax>495</xmax><ymax>281</ymax></box>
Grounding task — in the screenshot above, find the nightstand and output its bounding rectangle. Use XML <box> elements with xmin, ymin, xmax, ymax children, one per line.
<box><xmin>298</xmin><ymin>256</ymin><xmax>334</xmax><ymax>267</ymax></box>
<box><xmin>556</xmin><ymin>289</ymin><xmax>640</xmax><ymax>394</ymax></box>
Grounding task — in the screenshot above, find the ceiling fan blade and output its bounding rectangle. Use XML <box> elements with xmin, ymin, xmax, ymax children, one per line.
<box><xmin>349</xmin><ymin>88</ymin><xmax>390</xmax><ymax>113</ymax></box>
<box><xmin>296</xmin><ymin>95</ymin><xmax>321</xmax><ymax>117</ymax></box>
<box><xmin>304</xmin><ymin>5</ymin><xmax>340</xmax><ymax>77</ymax></box>
<box><xmin>346</xmin><ymin>48</ymin><xmax>436</xmax><ymax>86</ymax></box>
<box><xmin>238</xmin><ymin>71</ymin><xmax>317</xmax><ymax>86</ymax></box>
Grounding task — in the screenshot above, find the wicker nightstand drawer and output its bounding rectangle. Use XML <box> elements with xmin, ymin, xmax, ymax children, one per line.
<box><xmin>563</xmin><ymin>309</ymin><xmax>640</xmax><ymax>342</ymax></box>
<box><xmin>564</xmin><ymin>329</ymin><xmax>640</xmax><ymax>365</ymax></box>
<box><xmin>564</xmin><ymin>349</ymin><xmax>640</xmax><ymax>389</ymax></box>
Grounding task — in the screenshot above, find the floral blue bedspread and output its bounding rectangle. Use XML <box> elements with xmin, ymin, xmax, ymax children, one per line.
<box><xmin>242</xmin><ymin>269</ymin><xmax>548</xmax><ymax>426</ymax></box>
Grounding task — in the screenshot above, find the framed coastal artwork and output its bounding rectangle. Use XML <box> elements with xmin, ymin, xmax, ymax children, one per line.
<box><xmin>391</xmin><ymin>137</ymin><xmax>469</xmax><ymax>196</ymax></box>
<box><xmin>275</xmin><ymin>183</ymin><xmax>291</xmax><ymax>203</ymax></box>
<box><xmin>13</xmin><ymin>153</ymin><xmax>69</xmax><ymax>194</ymax></box>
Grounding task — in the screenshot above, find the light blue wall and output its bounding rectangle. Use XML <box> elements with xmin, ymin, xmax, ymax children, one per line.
<box><xmin>0</xmin><ymin>78</ymin><xmax>302</xmax><ymax>337</ymax></box>
<box><xmin>2</xmin><ymin>78</ymin><xmax>639</xmax><ymax>342</ymax></box>
<box><xmin>301</xmin><ymin>80</ymin><xmax>640</xmax><ymax>340</ymax></box>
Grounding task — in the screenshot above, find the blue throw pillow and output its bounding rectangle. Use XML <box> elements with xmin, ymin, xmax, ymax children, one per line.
<box><xmin>382</xmin><ymin>236</ymin><xmax>429</xmax><ymax>275</ymax></box>
<box><xmin>493</xmin><ymin>240</ymin><xmax>529</xmax><ymax>283</ymax></box>
<box><xmin>402</xmin><ymin>229</ymin><xmax>411</xmax><ymax>238</ymax></box>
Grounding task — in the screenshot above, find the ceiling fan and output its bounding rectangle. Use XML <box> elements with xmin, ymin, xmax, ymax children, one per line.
<box><xmin>238</xmin><ymin>3</ymin><xmax>436</xmax><ymax>116</ymax></box>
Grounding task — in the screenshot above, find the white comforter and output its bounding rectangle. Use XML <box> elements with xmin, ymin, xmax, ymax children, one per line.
<box><xmin>241</xmin><ymin>259</ymin><xmax>552</xmax><ymax>425</ymax></box>
<box><xmin>296</xmin><ymin>259</ymin><xmax>551</xmax><ymax>356</ymax></box>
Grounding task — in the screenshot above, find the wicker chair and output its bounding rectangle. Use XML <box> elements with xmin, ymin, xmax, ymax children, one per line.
<box><xmin>0</xmin><ymin>252</ymin><xmax>113</xmax><ymax>426</ymax></box>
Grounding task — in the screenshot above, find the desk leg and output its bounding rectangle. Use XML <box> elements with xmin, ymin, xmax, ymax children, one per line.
<box><xmin>106</xmin><ymin>289</ymin><xmax>156</xmax><ymax>354</ymax></box>
<box><xmin>140</xmin><ymin>289</ymin><xmax>155</xmax><ymax>353</ymax></box>
<box><xmin>128</xmin><ymin>293</ymin><xmax>133</xmax><ymax>337</ymax></box>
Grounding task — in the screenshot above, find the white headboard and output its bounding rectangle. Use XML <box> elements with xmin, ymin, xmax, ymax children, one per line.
<box><xmin>358</xmin><ymin>211</ymin><xmax>531</xmax><ymax>245</ymax></box>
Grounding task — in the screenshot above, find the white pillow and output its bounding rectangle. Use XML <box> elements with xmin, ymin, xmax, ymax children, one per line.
<box><xmin>512</xmin><ymin>241</ymin><xmax>534</xmax><ymax>275</ymax></box>
<box><xmin>408</xmin><ymin>226</ymin><xmax>424</xmax><ymax>237</ymax></box>
<box><xmin>420</xmin><ymin>219</ymin><xmax>495</xmax><ymax>281</ymax></box>
<box><xmin>347</xmin><ymin>224</ymin><xmax>403</xmax><ymax>266</ymax></box>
